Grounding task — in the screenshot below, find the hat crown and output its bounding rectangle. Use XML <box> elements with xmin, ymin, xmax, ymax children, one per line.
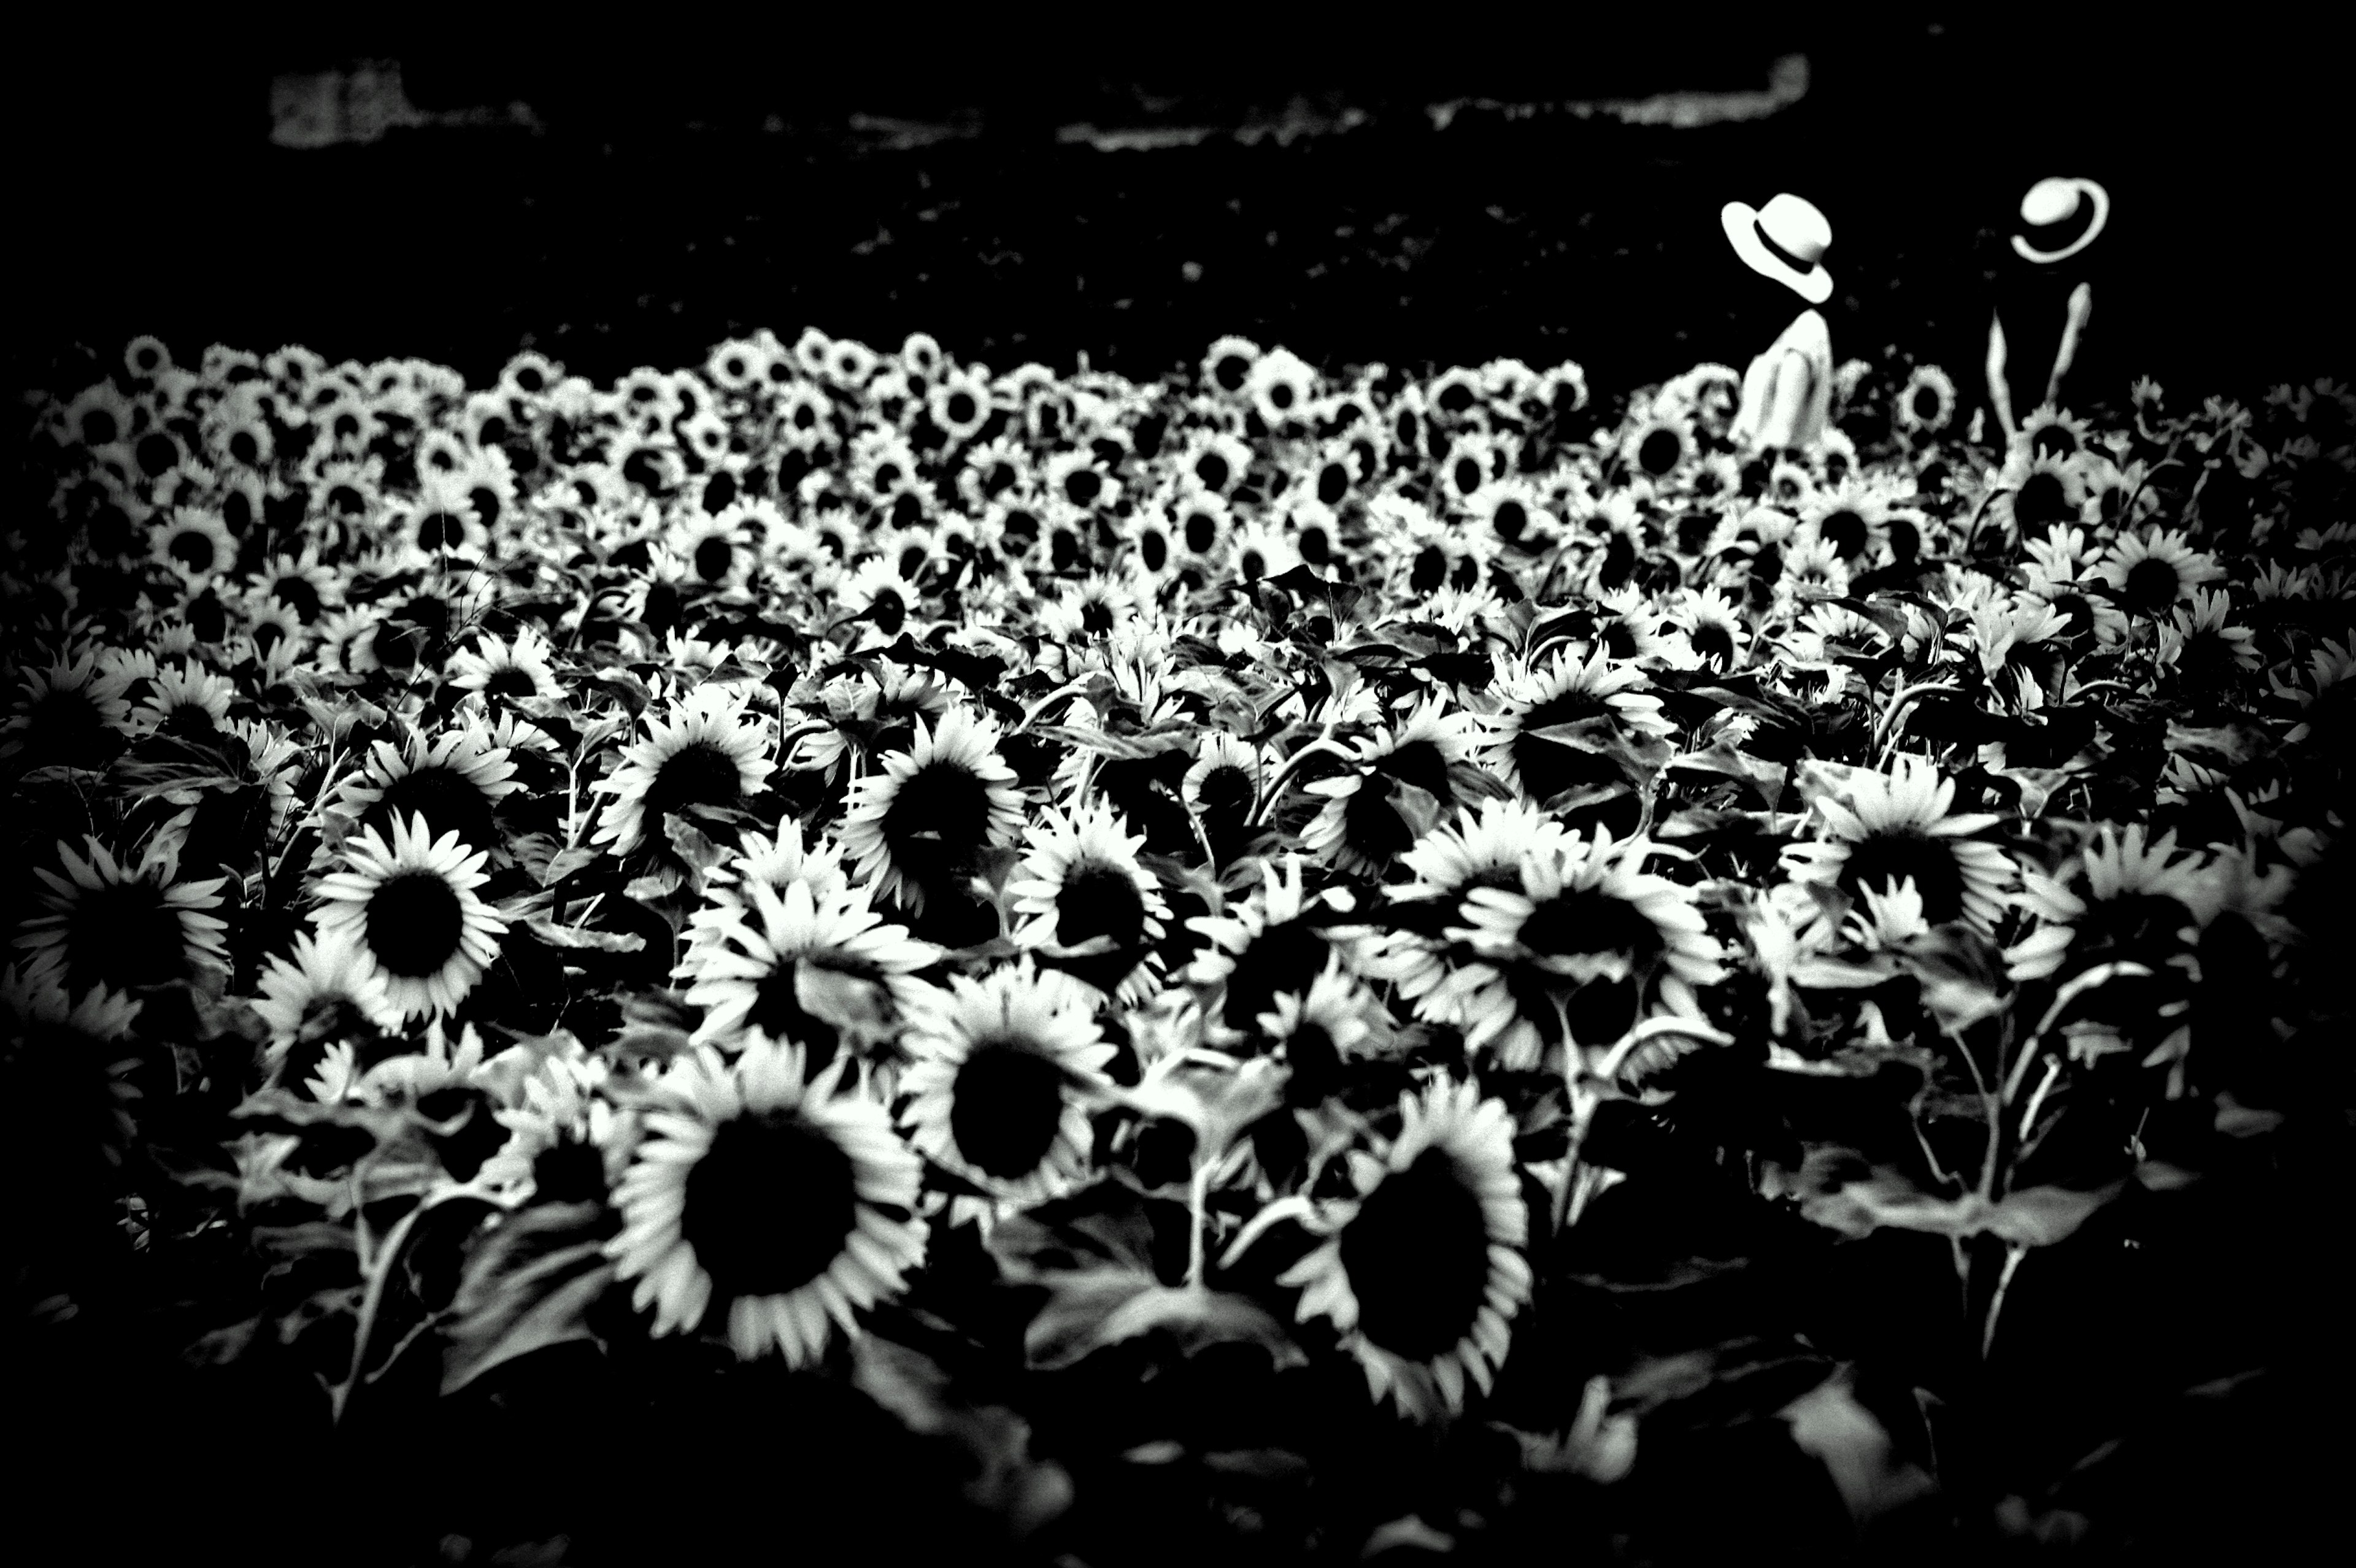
<box><xmin>2021</xmin><ymin>178</ymin><xmax>2082</xmax><ymax>226</ymax></box>
<box><xmin>1757</xmin><ymin>193</ymin><xmax>1831</xmax><ymax>265</ymax></box>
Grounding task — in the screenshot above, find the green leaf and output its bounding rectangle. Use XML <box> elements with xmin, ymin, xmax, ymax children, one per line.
<box><xmin>439</xmin><ymin>1201</ymin><xmax>618</xmax><ymax>1395</ymax></box>
<box><xmin>1022</xmin><ymin>1270</ymin><xmax>1304</xmax><ymax>1370</ymax></box>
<box><xmin>523</xmin><ymin>918</ymin><xmax>647</xmax><ymax>953</ymax></box>
<box><xmin>1984</xmin><ymin>1182</ymin><xmax>2126</xmax><ymax>1247</ymax></box>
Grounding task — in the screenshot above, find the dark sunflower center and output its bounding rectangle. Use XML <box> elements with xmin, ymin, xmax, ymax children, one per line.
<box><xmin>682</xmin><ymin>1110</ymin><xmax>858</xmax><ymax>1299</ymax></box>
<box><xmin>643</xmin><ymin>741</ymin><xmax>745</xmax><ymax>832</ymax></box>
<box><xmin>1281</xmin><ymin>1021</ymin><xmax>1344</xmax><ymax>1104</ymax></box>
<box><xmin>2031</xmin><ymin>423</ymin><xmax>2079</xmax><ymax>462</ymax></box>
<box><xmin>418</xmin><ymin>510</ymin><xmax>468</xmax><ymax>551</ymax></box>
<box><xmin>1239</xmin><ymin>549</ymin><xmax>1266</xmax><ymax>582</ymax></box>
<box><xmin>1912</xmin><ymin>386</ymin><xmax>1941</xmax><ymax>421</ymax></box>
<box><xmin>1821</xmin><ymin>509</ymin><xmax>1868</xmax><ymax>559</ymax></box>
<box><xmin>694</xmin><ymin>535</ymin><xmax>734</xmax><ymax>583</ymax></box>
<box><xmin>946</xmin><ymin>391</ymin><xmax>977</xmax><ymax>425</ymax></box>
<box><xmin>1519</xmin><ymin>886</ymin><xmax>1664</xmax><ymax>966</ymax></box>
<box><xmin>1196</xmin><ymin>764</ymin><xmax>1253</xmax><ymax>818</ymax></box>
<box><xmin>1185</xmin><ymin>511</ymin><xmax>1218</xmax><ymax>552</ymax></box>
<box><xmin>1196</xmin><ymin>452</ymin><xmax>1230</xmax><ymax>492</ymax></box>
<box><xmin>2015</xmin><ymin>471</ymin><xmax>2074</xmax><ymax>530</ymax></box>
<box><xmin>883</xmin><ymin>759</ymin><xmax>993</xmax><ymax>891</ymax></box>
<box><xmin>1080</xmin><ymin>598</ymin><xmax>1115</xmax><ymax>636</ymax></box>
<box><xmin>1453</xmin><ymin>457</ymin><xmax>1482</xmax><ymax>495</ymax></box>
<box><xmin>273</xmin><ymin>575</ymin><xmax>323</xmax><ymax>623</ymax></box>
<box><xmin>2174</xmin><ymin>629</ymin><xmax>2239</xmax><ymax>689</ymax></box>
<box><xmin>367</xmin><ymin>766</ymin><xmax>497</xmax><ymax>852</ymax></box>
<box><xmin>365</xmin><ymin>870</ymin><xmax>465</xmax><ymax>977</ymax></box>
<box><xmin>371</xmin><ymin>621</ymin><xmax>420</xmax><ymax>672</ymax></box>
<box><xmin>1141</xmin><ymin>531</ymin><xmax>1169</xmax><ymax>572</ymax></box>
<box><xmin>1411</xmin><ymin>547</ymin><xmax>1447</xmax><ymax>594</ymax></box>
<box><xmin>2076</xmin><ymin>892</ymin><xmax>2190</xmax><ymax>963</ymax></box>
<box><xmin>1318</xmin><ymin>462</ymin><xmax>1349</xmax><ymax>505</ymax></box>
<box><xmin>1841</xmin><ymin>831</ymin><xmax>1968</xmax><ymax>926</ymax></box>
<box><xmin>1639</xmin><ymin>428</ymin><xmax>1682</xmax><ymax>475</ymax></box>
<box><xmin>1693</xmin><ymin>622</ymin><xmax>1734</xmax><ymax>666</ymax></box>
<box><xmin>1339</xmin><ymin>1147</ymin><xmax>1495</xmax><ymax>1361</ymax></box>
<box><xmin>168</xmin><ymin>530</ymin><xmax>215</xmax><ymax>572</ymax></box>
<box><xmin>2122</xmin><ymin>556</ymin><xmax>2182</xmax><ymax>615</ymax></box>
<box><xmin>1214</xmin><ymin>357</ymin><xmax>1249</xmax><ymax>394</ymax></box>
<box><xmin>1220</xmin><ymin>917</ymin><xmax>1331</xmax><ymax>1032</ymax></box>
<box><xmin>749</xmin><ymin>963</ymin><xmax>842</xmax><ymax>1074</ymax></box>
<box><xmin>1065</xmin><ymin>469</ymin><xmax>1102</xmax><ymax>506</ymax></box>
<box><xmin>949</xmin><ymin>1040</ymin><xmax>1068</xmax><ymax>1180</ymax></box>
<box><xmin>1599</xmin><ymin>531</ymin><xmax>1636</xmax><ymax>590</ymax></box>
<box><xmin>158</xmin><ymin>690</ymin><xmax>220</xmax><ymax>737</ymax></box>
<box><xmin>1057</xmin><ymin>863</ymin><xmax>1148</xmax><ymax>954</ymax></box>
<box><xmin>1299</xmin><ymin>526</ymin><xmax>1331</xmax><ymax>566</ymax></box>
<box><xmin>63</xmin><ymin>877</ymin><xmax>191</xmax><ymax>991</ymax></box>
<box><xmin>1493</xmin><ymin>499</ymin><xmax>1528</xmax><ymax>542</ymax></box>
<box><xmin>483</xmin><ymin>665</ymin><xmax>541</xmax><ymax>700</ymax></box>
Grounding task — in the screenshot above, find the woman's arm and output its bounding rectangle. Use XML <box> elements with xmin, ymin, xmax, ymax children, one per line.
<box><xmin>1758</xmin><ymin>348</ymin><xmax>1812</xmax><ymax>450</ymax></box>
<box><xmin>1986</xmin><ymin>309</ymin><xmax>2016</xmax><ymax>445</ymax></box>
<box><xmin>2047</xmin><ymin>282</ymin><xmax>2092</xmax><ymax>404</ymax></box>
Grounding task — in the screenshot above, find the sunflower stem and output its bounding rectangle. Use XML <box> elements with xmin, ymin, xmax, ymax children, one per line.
<box><xmin>332</xmin><ymin>1198</ymin><xmax>424</xmax><ymax>1426</ymax></box>
<box><xmin>1186</xmin><ymin>1158</ymin><xmax>1211</xmax><ymax>1289</ymax></box>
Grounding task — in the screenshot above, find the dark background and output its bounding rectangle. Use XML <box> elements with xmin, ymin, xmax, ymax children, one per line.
<box><xmin>11</xmin><ymin>20</ymin><xmax>2349</xmax><ymax>404</ymax></box>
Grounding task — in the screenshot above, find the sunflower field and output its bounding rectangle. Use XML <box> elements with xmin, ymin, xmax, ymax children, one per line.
<box><xmin>7</xmin><ymin>328</ymin><xmax>2352</xmax><ymax>1564</ymax></box>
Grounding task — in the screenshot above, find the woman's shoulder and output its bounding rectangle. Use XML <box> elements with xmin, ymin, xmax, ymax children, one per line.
<box><xmin>1782</xmin><ymin>309</ymin><xmax>1832</xmax><ymax>355</ymax></box>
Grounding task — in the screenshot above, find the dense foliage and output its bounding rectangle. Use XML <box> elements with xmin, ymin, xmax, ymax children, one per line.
<box><xmin>8</xmin><ymin>328</ymin><xmax>2352</xmax><ymax>1563</ymax></box>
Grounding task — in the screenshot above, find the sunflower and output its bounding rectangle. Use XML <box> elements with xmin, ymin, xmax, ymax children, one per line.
<box><xmin>1172</xmin><ymin>488</ymin><xmax>1234</xmax><ymax>561</ymax></box>
<box><xmin>1123</xmin><ymin>504</ymin><xmax>1180</xmax><ymax>580</ymax></box>
<box><xmin>667</xmin><ymin>509</ymin><xmax>750</xmax><ymax>591</ymax></box>
<box><xmin>1768</xmin><ymin>458</ymin><xmax>1815</xmax><ymax>508</ymax></box>
<box><xmin>1301</xmin><ymin>698</ymin><xmax>1480</xmax><ymax>880</ymax></box>
<box><xmin>130</xmin><ymin>661</ymin><xmax>236</xmax><ymax>742</ymax></box>
<box><xmin>312</xmin><ymin>813</ymin><xmax>510</xmax><ymax>1021</ymax></box>
<box><xmin>1996</xmin><ymin>445</ymin><xmax>2089</xmax><ymax>540</ymax></box>
<box><xmin>2159</xmin><ymin>587</ymin><xmax>2263</xmax><ymax>686</ymax></box>
<box><xmin>1203</xmin><ymin>335</ymin><xmax>1263</xmax><ymax>399</ymax></box>
<box><xmin>2016</xmin><ymin>402</ymin><xmax>2093</xmax><ymax>465</ymax></box>
<box><xmin>1371</xmin><ymin>799</ymin><xmax>1571</xmax><ymax>1009</ymax></box>
<box><xmin>475</xmin><ymin>1047</ymin><xmax>622</xmax><ymax>1204</ymax></box>
<box><xmin>897</xmin><ymin>961</ymin><xmax>1115</xmax><ymax>1205</ymax></box>
<box><xmin>839</xmin><ymin>704</ymin><xmax>1025</xmax><ymax>915</ymax></box>
<box><xmin>1894</xmin><ymin>364</ymin><xmax>1958</xmax><ymax>436</ymax></box>
<box><xmin>1187</xmin><ymin>855</ymin><xmax>1365</xmax><ymax>1045</ymax></box>
<box><xmin>0</xmin><ymin>650</ymin><xmax>133</xmax><ymax>767</ymax></box>
<box><xmin>16</xmin><ymin>833</ymin><xmax>231</xmax><ymax>996</ymax></box>
<box><xmin>251</xmin><ymin>931</ymin><xmax>404</xmax><ymax>1088</ymax></box>
<box><xmin>2008</xmin><ymin>824</ymin><xmax>2211</xmax><ymax>982</ymax></box>
<box><xmin>447</xmin><ymin>626</ymin><xmax>566</xmax><ymax>704</ymax></box>
<box><xmin>1674</xmin><ymin>585</ymin><xmax>1750</xmax><ymax>671</ymax></box>
<box><xmin>1623</xmin><ymin>412</ymin><xmax>1694</xmax><ymax>481</ymax></box>
<box><xmin>1780</xmin><ymin>756</ymin><xmax>2019</xmax><ymax>934</ymax></box>
<box><xmin>1278</xmin><ymin>1078</ymin><xmax>1530</xmax><ymax>1422</ymax></box>
<box><xmin>1180</xmin><ymin>432</ymin><xmax>1253</xmax><ymax>499</ymax></box>
<box><xmin>593</xmin><ymin>685</ymin><xmax>777</xmax><ymax>857</ymax></box>
<box><xmin>1249</xmin><ymin>347</ymin><xmax>1319</xmax><ymax>429</ymax></box>
<box><xmin>1437</xmin><ymin>831</ymin><xmax>1723</xmax><ymax>1069</ymax></box>
<box><xmin>607</xmin><ymin>1039</ymin><xmax>927</xmax><ymax>1365</ymax></box>
<box><xmin>332</xmin><ymin>723</ymin><xmax>521</xmax><ymax>856</ymax></box>
<box><xmin>679</xmin><ymin>876</ymin><xmax>936</xmax><ymax>1082</ymax></box>
<box><xmin>1253</xmin><ymin>954</ymin><xmax>1388</xmax><ymax>1106</ymax></box>
<box><xmin>1463</xmin><ymin>478</ymin><xmax>1554</xmax><ymax>553</ymax></box>
<box><xmin>253</xmin><ymin>550</ymin><xmax>344</xmax><ymax>627</ymax></box>
<box><xmin>1006</xmin><ymin>803</ymin><xmax>1171</xmax><ymax>1002</ymax></box>
<box><xmin>1485</xmin><ymin>644</ymin><xmax>1673</xmax><ymax>810</ymax></box>
<box><xmin>834</xmin><ymin>556</ymin><xmax>929</xmax><ymax>645</ymax></box>
<box><xmin>1184</xmin><ymin>731</ymin><xmax>1262</xmax><ymax>835</ymax></box>
<box><xmin>689</xmin><ymin>822</ymin><xmax>855</xmax><ymax>958</ymax></box>
<box><xmin>2090</xmin><ymin>528</ymin><xmax>2224</xmax><ymax>618</ymax></box>
<box><xmin>150</xmin><ymin>506</ymin><xmax>236</xmax><ymax>584</ymax></box>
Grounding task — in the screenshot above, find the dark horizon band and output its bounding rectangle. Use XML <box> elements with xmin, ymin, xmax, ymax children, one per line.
<box><xmin>1752</xmin><ymin>218</ymin><xmax>1819</xmax><ymax>277</ymax></box>
<box><xmin>2017</xmin><ymin>188</ymin><xmax>2098</xmax><ymax>256</ymax></box>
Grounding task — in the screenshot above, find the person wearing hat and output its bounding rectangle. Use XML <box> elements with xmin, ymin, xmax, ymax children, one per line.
<box><xmin>1720</xmin><ymin>192</ymin><xmax>1837</xmax><ymax>455</ymax></box>
<box><xmin>1985</xmin><ymin>176</ymin><xmax>2111</xmax><ymax>444</ymax></box>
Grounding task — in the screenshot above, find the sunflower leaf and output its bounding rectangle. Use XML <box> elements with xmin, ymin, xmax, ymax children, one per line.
<box><xmin>1023</xmin><ymin>1269</ymin><xmax>1305</xmax><ymax>1370</ymax></box>
<box><xmin>439</xmin><ymin>1201</ymin><xmax>618</xmax><ymax>1396</ymax></box>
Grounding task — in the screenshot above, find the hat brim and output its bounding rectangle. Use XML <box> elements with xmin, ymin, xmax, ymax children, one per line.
<box><xmin>2012</xmin><ymin>180</ymin><xmax>2110</xmax><ymax>265</ymax></box>
<box><xmin>1722</xmin><ymin>202</ymin><xmax>1833</xmax><ymax>306</ymax></box>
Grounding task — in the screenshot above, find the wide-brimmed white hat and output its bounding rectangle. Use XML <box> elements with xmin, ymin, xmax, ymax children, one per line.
<box><xmin>2012</xmin><ymin>177</ymin><xmax>2110</xmax><ymax>264</ymax></box>
<box><xmin>1722</xmin><ymin>193</ymin><xmax>1833</xmax><ymax>306</ymax></box>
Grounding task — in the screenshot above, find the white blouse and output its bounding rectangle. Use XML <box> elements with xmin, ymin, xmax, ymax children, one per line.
<box><xmin>1731</xmin><ymin>308</ymin><xmax>1833</xmax><ymax>452</ymax></box>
